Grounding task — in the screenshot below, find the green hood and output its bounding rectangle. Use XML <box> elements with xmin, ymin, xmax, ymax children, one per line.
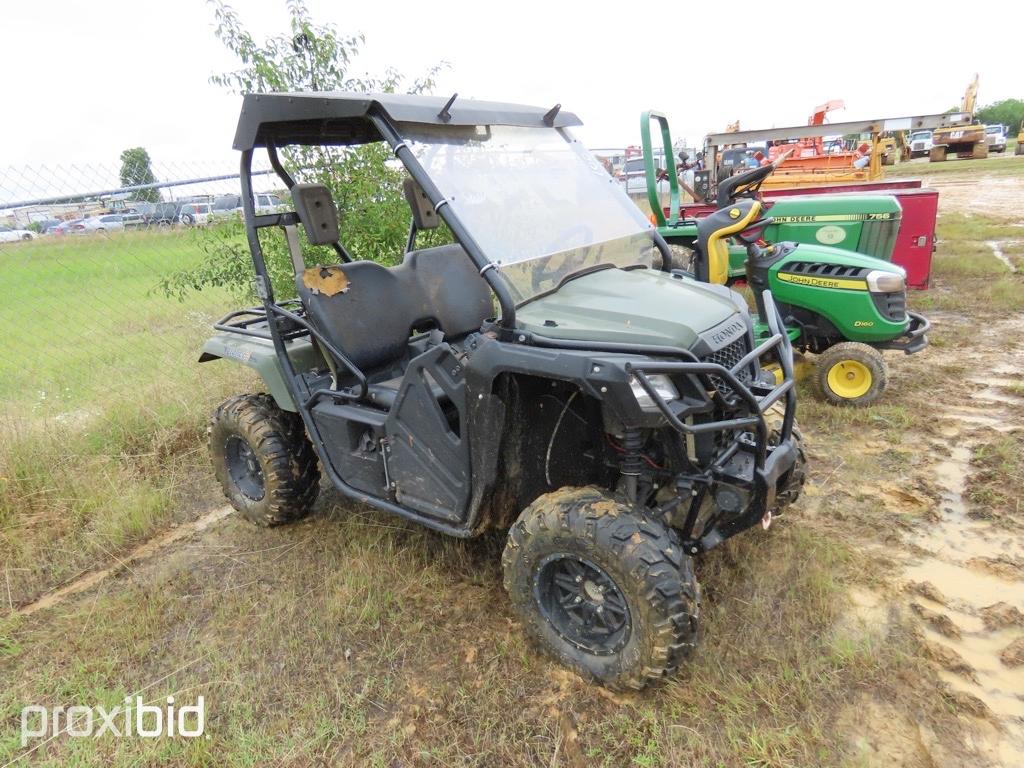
<box><xmin>782</xmin><ymin>242</ymin><xmax>906</xmax><ymax>272</ymax></box>
<box><xmin>516</xmin><ymin>267</ymin><xmax>745</xmax><ymax>348</ymax></box>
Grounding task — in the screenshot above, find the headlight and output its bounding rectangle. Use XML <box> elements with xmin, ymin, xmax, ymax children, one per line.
<box><xmin>630</xmin><ymin>374</ymin><xmax>679</xmax><ymax>412</ymax></box>
<box><xmin>866</xmin><ymin>269</ymin><xmax>905</xmax><ymax>293</ymax></box>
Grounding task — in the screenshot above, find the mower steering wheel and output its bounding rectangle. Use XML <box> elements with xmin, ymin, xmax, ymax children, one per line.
<box><xmin>715</xmin><ymin>148</ymin><xmax>794</xmax><ymax>208</ymax></box>
<box><xmin>715</xmin><ymin>164</ymin><xmax>772</xmax><ymax>208</ymax></box>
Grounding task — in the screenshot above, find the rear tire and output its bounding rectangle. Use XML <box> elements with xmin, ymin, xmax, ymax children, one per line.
<box><xmin>502</xmin><ymin>486</ymin><xmax>699</xmax><ymax>690</ymax></box>
<box><xmin>814</xmin><ymin>342</ymin><xmax>887</xmax><ymax>407</ymax></box>
<box><xmin>209</xmin><ymin>394</ymin><xmax>319</xmax><ymax>525</ymax></box>
<box><xmin>928</xmin><ymin>146</ymin><xmax>946</xmax><ymax>163</ymax></box>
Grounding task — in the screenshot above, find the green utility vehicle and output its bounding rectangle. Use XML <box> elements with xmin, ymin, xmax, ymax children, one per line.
<box><xmin>641</xmin><ymin>111</ymin><xmax>929</xmax><ymax>407</ymax></box>
<box><xmin>200</xmin><ymin>92</ymin><xmax>806</xmax><ymax>689</ymax></box>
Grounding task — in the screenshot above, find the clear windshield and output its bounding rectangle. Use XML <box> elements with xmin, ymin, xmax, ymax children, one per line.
<box><xmin>399</xmin><ymin>124</ymin><xmax>656</xmax><ymax>302</ymax></box>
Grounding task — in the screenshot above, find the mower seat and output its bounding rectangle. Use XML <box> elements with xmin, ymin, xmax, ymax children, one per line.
<box><xmin>696</xmin><ymin>199</ymin><xmax>762</xmax><ymax>284</ymax></box>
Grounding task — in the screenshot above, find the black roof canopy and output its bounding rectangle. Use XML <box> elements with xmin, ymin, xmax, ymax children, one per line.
<box><xmin>232</xmin><ymin>91</ymin><xmax>583</xmax><ymax>150</ymax></box>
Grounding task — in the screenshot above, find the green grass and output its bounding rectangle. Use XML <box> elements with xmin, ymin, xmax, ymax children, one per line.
<box><xmin>886</xmin><ymin>152</ymin><xmax>1024</xmax><ymax>178</ymax></box>
<box><xmin>968</xmin><ymin>432</ymin><xmax>1024</xmax><ymax>520</ymax></box>
<box><xmin>0</xmin><ymin>510</ymin><xmax>942</xmax><ymax>768</ymax></box>
<box><xmin>935</xmin><ymin>212</ymin><xmax>1024</xmax><ymax>243</ymax></box>
<box><xmin>0</xmin><ymin>230</ymin><xmax>235</xmax><ymax>406</ymax></box>
<box><xmin>0</xmin><ymin>230</ymin><xmax>251</xmax><ymax>606</ymax></box>
<box><xmin>910</xmin><ymin>212</ymin><xmax>1024</xmax><ymax>313</ymax></box>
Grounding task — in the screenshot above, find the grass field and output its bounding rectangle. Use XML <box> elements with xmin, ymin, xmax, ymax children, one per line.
<box><xmin>887</xmin><ymin>150</ymin><xmax>1024</xmax><ymax>178</ymax></box>
<box><xmin>0</xmin><ymin>230</ymin><xmax>250</xmax><ymax>609</ymax></box>
<box><xmin>1</xmin><ymin>190</ymin><xmax>1023</xmax><ymax>766</ymax></box>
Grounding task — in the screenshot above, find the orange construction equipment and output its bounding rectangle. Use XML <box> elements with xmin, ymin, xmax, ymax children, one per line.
<box><xmin>703</xmin><ymin>110</ymin><xmax>966</xmax><ymax>191</ymax></box>
<box><xmin>755</xmin><ymin>100</ymin><xmax>879</xmax><ymax>186</ymax></box>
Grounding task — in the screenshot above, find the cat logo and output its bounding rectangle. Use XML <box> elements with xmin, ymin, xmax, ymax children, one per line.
<box><xmin>853</xmin><ymin>320</ymin><xmax>875</xmax><ymax>327</ymax></box>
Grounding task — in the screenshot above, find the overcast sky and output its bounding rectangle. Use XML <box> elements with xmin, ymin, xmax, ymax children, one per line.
<box><xmin>1</xmin><ymin>0</ymin><xmax>1020</xmax><ymax>181</ymax></box>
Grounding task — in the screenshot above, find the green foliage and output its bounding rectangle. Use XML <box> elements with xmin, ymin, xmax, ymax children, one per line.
<box><xmin>162</xmin><ymin>0</ymin><xmax>447</xmax><ymax>301</ymax></box>
<box><xmin>119</xmin><ymin>146</ymin><xmax>160</xmax><ymax>203</ymax></box>
<box><xmin>976</xmin><ymin>99</ymin><xmax>1024</xmax><ymax>131</ymax></box>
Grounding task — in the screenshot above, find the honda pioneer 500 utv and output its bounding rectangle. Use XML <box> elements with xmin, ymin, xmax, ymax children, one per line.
<box><xmin>200</xmin><ymin>92</ymin><xmax>805</xmax><ymax>689</ymax></box>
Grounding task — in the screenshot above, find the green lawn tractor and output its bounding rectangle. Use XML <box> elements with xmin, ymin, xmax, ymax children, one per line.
<box><xmin>639</xmin><ymin>112</ymin><xmax>929</xmax><ymax>407</ymax></box>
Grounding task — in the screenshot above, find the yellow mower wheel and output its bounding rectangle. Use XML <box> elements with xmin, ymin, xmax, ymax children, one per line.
<box><xmin>814</xmin><ymin>342</ymin><xmax>888</xmax><ymax>407</ymax></box>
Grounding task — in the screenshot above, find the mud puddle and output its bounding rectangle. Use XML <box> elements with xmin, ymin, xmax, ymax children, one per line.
<box><xmin>985</xmin><ymin>241</ymin><xmax>1019</xmax><ymax>274</ymax></box>
<box><xmin>900</xmin><ymin>420</ymin><xmax>1024</xmax><ymax>762</ymax></box>
<box><xmin>17</xmin><ymin>506</ymin><xmax>233</xmax><ymax>616</ymax></box>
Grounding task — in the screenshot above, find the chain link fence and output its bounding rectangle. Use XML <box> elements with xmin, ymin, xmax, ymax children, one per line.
<box><xmin>0</xmin><ymin>160</ymin><xmax>291</xmax><ymax>605</ymax></box>
<box><xmin>0</xmin><ymin>161</ymin><xmax>288</xmax><ymax>424</ymax></box>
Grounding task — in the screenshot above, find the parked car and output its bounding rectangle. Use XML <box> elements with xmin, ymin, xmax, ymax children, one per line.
<box><xmin>210</xmin><ymin>193</ymin><xmax>284</xmax><ymax>221</ymax></box>
<box><xmin>51</xmin><ymin>219</ymin><xmax>84</xmax><ymax>236</ymax></box>
<box><xmin>909</xmin><ymin>130</ymin><xmax>933</xmax><ymax>159</ymax></box>
<box><xmin>179</xmin><ymin>202</ymin><xmax>213</xmax><ymax>226</ymax></box>
<box><xmin>146</xmin><ymin>202</ymin><xmax>186</xmax><ymax>227</ymax></box>
<box><xmin>210</xmin><ymin>194</ymin><xmax>242</xmax><ymax>220</ymax></box>
<box><xmin>73</xmin><ymin>214</ymin><xmax>129</xmax><ymax>233</ymax></box>
<box><xmin>128</xmin><ymin>202</ymin><xmax>157</xmax><ymax>218</ymax></box>
<box><xmin>121</xmin><ymin>212</ymin><xmax>146</xmax><ymax>229</ymax></box>
<box><xmin>256</xmin><ymin>193</ymin><xmax>283</xmax><ymax>212</ymax></box>
<box><xmin>0</xmin><ymin>225</ymin><xmax>36</xmax><ymax>242</ymax></box>
<box><xmin>33</xmin><ymin>218</ymin><xmax>62</xmax><ymax>234</ymax></box>
<box><xmin>985</xmin><ymin>125</ymin><xmax>1008</xmax><ymax>153</ymax></box>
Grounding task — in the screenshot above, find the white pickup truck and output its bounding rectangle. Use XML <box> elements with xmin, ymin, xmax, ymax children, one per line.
<box><xmin>909</xmin><ymin>130</ymin><xmax>933</xmax><ymax>159</ymax></box>
<box><xmin>985</xmin><ymin>125</ymin><xmax>1008</xmax><ymax>153</ymax></box>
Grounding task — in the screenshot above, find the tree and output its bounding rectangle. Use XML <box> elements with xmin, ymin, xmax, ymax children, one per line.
<box><xmin>119</xmin><ymin>147</ymin><xmax>160</xmax><ymax>203</ymax></box>
<box><xmin>160</xmin><ymin>0</ymin><xmax>446</xmax><ymax>301</ymax></box>
<box><xmin>976</xmin><ymin>99</ymin><xmax>1024</xmax><ymax>131</ymax></box>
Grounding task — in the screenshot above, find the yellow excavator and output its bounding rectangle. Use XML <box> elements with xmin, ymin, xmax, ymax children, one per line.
<box><xmin>930</xmin><ymin>75</ymin><xmax>988</xmax><ymax>161</ymax></box>
<box><xmin>1016</xmin><ymin>120</ymin><xmax>1024</xmax><ymax>156</ymax></box>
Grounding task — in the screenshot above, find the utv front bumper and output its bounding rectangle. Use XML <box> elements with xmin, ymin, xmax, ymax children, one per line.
<box><xmin>627</xmin><ymin>292</ymin><xmax>802</xmax><ymax>551</ymax></box>
<box><xmin>876</xmin><ymin>310</ymin><xmax>930</xmax><ymax>354</ymax></box>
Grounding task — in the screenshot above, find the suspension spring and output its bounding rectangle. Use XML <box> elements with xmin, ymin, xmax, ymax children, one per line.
<box><xmin>619</xmin><ymin>428</ymin><xmax>643</xmax><ymax>503</ymax></box>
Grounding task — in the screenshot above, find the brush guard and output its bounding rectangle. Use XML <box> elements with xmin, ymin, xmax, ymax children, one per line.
<box><xmin>627</xmin><ymin>291</ymin><xmax>800</xmax><ymax>552</ymax></box>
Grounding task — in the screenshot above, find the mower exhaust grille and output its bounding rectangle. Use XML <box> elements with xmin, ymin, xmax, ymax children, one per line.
<box><xmin>783</xmin><ymin>261</ymin><xmax>870</xmax><ymax>280</ymax></box>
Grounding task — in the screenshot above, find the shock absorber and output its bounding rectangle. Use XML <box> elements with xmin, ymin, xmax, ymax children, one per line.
<box><xmin>619</xmin><ymin>428</ymin><xmax>643</xmax><ymax>504</ymax></box>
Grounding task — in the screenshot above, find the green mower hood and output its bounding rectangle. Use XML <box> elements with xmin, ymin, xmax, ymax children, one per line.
<box><xmin>516</xmin><ymin>267</ymin><xmax>747</xmax><ymax>349</ymax></box>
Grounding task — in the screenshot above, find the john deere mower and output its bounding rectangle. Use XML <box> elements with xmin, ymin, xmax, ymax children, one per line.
<box><xmin>639</xmin><ymin>113</ymin><xmax>929</xmax><ymax>407</ymax></box>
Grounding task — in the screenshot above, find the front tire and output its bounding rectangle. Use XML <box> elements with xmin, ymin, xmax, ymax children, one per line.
<box><xmin>502</xmin><ymin>486</ymin><xmax>699</xmax><ymax>690</ymax></box>
<box><xmin>209</xmin><ymin>394</ymin><xmax>320</xmax><ymax>525</ymax></box>
<box><xmin>814</xmin><ymin>342</ymin><xmax>887</xmax><ymax>407</ymax></box>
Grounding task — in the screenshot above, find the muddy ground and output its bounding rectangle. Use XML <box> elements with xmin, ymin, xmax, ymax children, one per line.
<box><xmin>2</xmin><ymin>163</ymin><xmax>1023</xmax><ymax>767</ymax></box>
